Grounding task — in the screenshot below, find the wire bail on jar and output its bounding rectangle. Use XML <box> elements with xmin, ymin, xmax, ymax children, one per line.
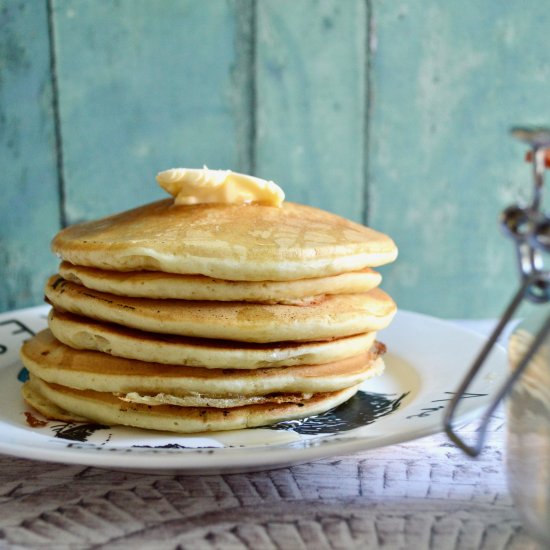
<box><xmin>444</xmin><ymin>126</ymin><xmax>550</xmax><ymax>457</ymax></box>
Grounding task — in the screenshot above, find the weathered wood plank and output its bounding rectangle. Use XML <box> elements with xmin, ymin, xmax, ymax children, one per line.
<box><xmin>368</xmin><ymin>1</ymin><xmax>550</xmax><ymax>317</ymax></box>
<box><xmin>4</xmin><ymin>1</ymin><xmax>550</xmax><ymax>320</ymax></box>
<box><xmin>51</xmin><ymin>0</ymin><xmax>253</xmax><ymax>224</ymax></box>
<box><xmin>255</xmin><ymin>0</ymin><xmax>368</xmax><ymax>222</ymax></box>
<box><xmin>0</xmin><ymin>429</ymin><xmax>532</xmax><ymax>549</ymax></box>
<box><xmin>0</xmin><ymin>0</ymin><xmax>60</xmax><ymax>311</ymax></box>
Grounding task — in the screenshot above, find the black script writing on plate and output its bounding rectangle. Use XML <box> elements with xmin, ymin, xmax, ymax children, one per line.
<box><xmin>52</xmin><ymin>422</ymin><xmax>110</xmax><ymax>442</ymax></box>
<box><xmin>406</xmin><ymin>391</ymin><xmax>488</xmax><ymax>419</ymax></box>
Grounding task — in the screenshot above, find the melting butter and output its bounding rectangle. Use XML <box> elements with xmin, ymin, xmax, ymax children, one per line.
<box><xmin>157</xmin><ymin>167</ymin><xmax>285</xmax><ymax>207</ymax></box>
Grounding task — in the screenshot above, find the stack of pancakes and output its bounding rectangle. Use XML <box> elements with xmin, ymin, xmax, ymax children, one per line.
<box><xmin>21</xmin><ymin>199</ymin><xmax>398</xmax><ymax>433</ymax></box>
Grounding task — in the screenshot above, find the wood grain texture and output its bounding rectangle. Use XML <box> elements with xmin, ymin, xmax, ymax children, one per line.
<box><xmin>368</xmin><ymin>1</ymin><xmax>550</xmax><ymax>317</ymax></box>
<box><xmin>255</xmin><ymin>0</ymin><xmax>368</xmax><ymax>222</ymax></box>
<box><xmin>51</xmin><ymin>0</ymin><xmax>252</xmax><ymax>224</ymax></box>
<box><xmin>0</xmin><ymin>0</ymin><xmax>60</xmax><ymax>311</ymax></box>
<box><xmin>0</xmin><ymin>422</ymin><xmax>539</xmax><ymax>549</ymax></box>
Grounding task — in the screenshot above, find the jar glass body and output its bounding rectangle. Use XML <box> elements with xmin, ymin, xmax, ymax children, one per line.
<box><xmin>507</xmin><ymin>309</ymin><xmax>550</xmax><ymax>545</ymax></box>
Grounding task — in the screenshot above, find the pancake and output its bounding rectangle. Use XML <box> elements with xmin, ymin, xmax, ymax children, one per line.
<box><xmin>45</xmin><ymin>276</ymin><xmax>397</xmax><ymax>343</ymax></box>
<box><xmin>21</xmin><ymin>329</ymin><xmax>386</xmax><ymax>397</ymax></box>
<box><xmin>58</xmin><ymin>262</ymin><xmax>382</xmax><ymax>303</ymax></box>
<box><xmin>48</xmin><ymin>310</ymin><xmax>378</xmax><ymax>369</ymax></box>
<box><xmin>21</xmin><ymin>376</ymin><xmax>88</xmax><ymax>422</ymax></box>
<box><xmin>51</xmin><ymin>200</ymin><xmax>398</xmax><ymax>281</ymax></box>
<box><xmin>24</xmin><ymin>375</ymin><xmax>360</xmax><ymax>433</ymax></box>
<box><xmin>26</xmin><ymin>171</ymin><xmax>399</xmax><ymax>433</ymax></box>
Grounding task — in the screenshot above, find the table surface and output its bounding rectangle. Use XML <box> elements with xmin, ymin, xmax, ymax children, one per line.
<box><xmin>0</xmin><ymin>322</ymin><xmax>542</xmax><ymax>550</ymax></box>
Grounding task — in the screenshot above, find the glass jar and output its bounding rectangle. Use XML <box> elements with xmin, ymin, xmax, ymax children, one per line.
<box><xmin>507</xmin><ymin>309</ymin><xmax>550</xmax><ymax>546</ymax></box>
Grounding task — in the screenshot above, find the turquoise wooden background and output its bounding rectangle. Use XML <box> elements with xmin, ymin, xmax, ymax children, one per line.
<box><xmin>2</xmin><ymin>0</ymin><xmax>549</xmax><ymax>318</ymax></box>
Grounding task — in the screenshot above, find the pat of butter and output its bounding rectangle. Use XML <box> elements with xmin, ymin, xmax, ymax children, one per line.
<box><xmin>156</xmin><ymin>167</ymin><xmax>285</xmax><ymax>207</ymax></box>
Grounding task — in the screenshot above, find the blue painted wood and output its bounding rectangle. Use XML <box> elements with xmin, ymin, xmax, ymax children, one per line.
<box><xmin>51</xmin><ymin>0</ymin><xmax>252</xmax><ymax>224</ymax></box>
<box><xmin>255</xmin><ymin>0</ymin><xmax>368</xmax><ymax>222</ymax></box>
<box><xmin>0</xmin><ymin>0</ymin><xmax>60</xmax><ymax>311</ymax></box>
<box><xmin>368</xmin><ymin>0</ymin><xmax>550</xmax><ymax>317</ymax></box>
<box><xmin>2</xmin><ymin>0</ymin><xmax>550</xmax><ymax>318</ymax></box>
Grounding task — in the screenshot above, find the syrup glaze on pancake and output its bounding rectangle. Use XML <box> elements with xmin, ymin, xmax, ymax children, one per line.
<box><xmin>48</xmin><ymin>310</ymin><xmax>378</xmax><ymax>369</ymax></box>
<box><xmin>21</xmin><ymin>329</ymin><xmax>386</xmax><ymax>397</ymax></box>
<box><xmin>58</xmin><ymin>262</ymin><xmax>382</xmax><ymax>303</ymax></box>
<box><xmin>52</xmin><ymin>200</ymin><xmax>398</xmax><ymax>281</ymax></box>
<box><xmin>45</xmin><ymin>276</ymin><xmax>397</xmax><ymax>343</ymax></box>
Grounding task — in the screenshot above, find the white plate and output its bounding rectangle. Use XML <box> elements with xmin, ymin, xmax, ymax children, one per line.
<box><xmin>0</xmin><ymin>305</ymin><xmax>506</xmax><ymax>474</ymax></box>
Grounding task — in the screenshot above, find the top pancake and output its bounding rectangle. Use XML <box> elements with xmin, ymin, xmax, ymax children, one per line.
<box><xmin>52</xmin><ymin>200</ymin><xmax>398</xmax><ymax>281</ymax></box>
